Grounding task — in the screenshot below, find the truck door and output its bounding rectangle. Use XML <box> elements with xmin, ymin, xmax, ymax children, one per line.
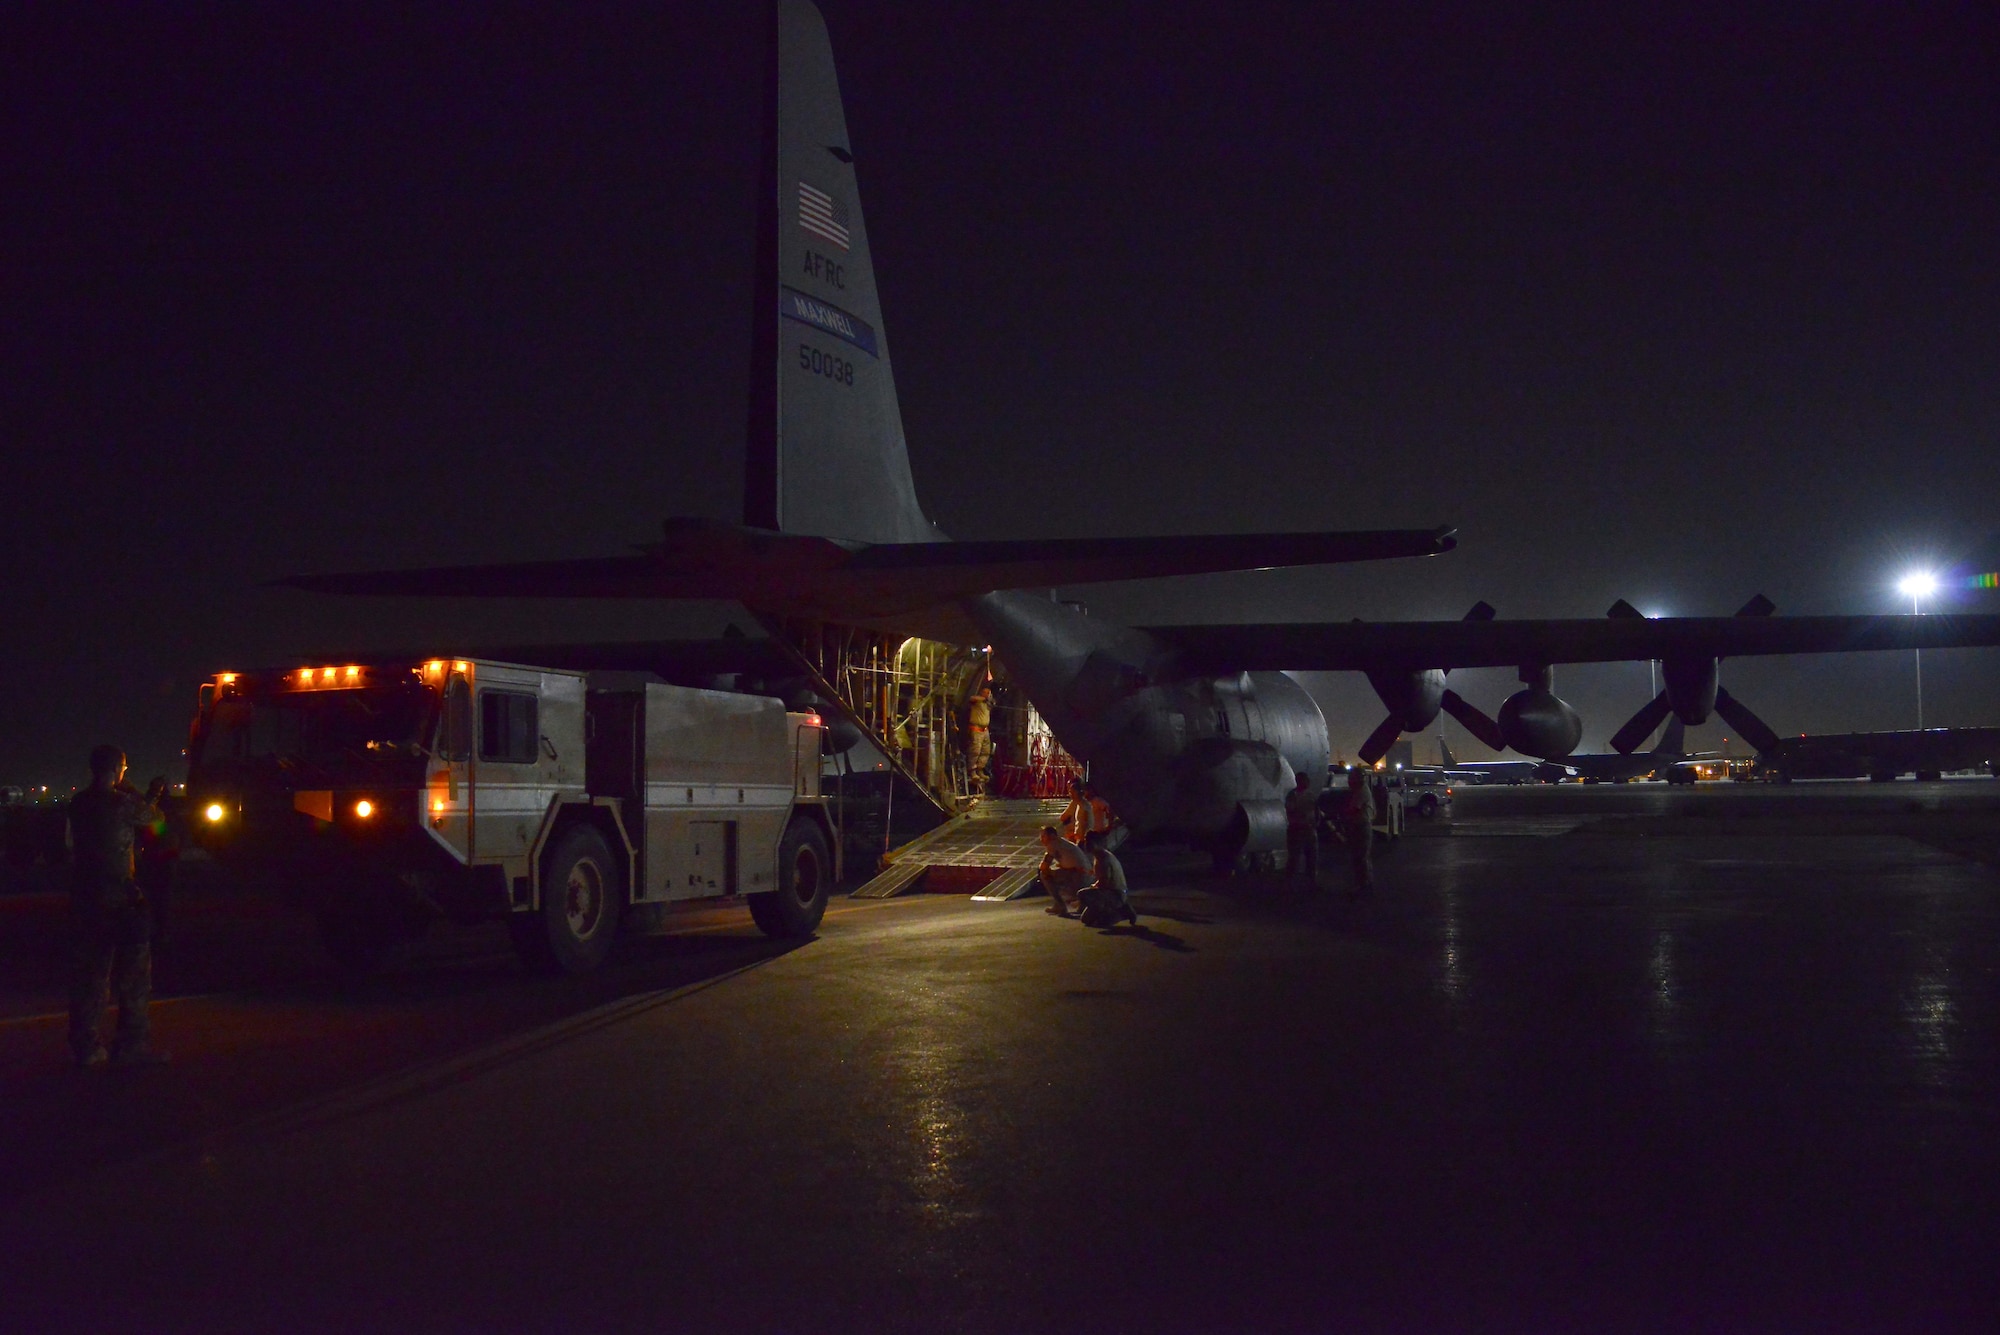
<box><xmin>429</xmin><ymin>671</ymin><xmax>475</xmax><ymax>861</ymax></box>
<box><xmin>794</xmin><ymin>721</ymin><xmax>823</xmax><ymax>799</ymax></box>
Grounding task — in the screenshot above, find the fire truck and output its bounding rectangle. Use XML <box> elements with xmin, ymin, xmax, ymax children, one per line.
<box><xmin>185</xmin><ymin>657</ymin><xmax>835</xmax><ymax>973</ymax></box>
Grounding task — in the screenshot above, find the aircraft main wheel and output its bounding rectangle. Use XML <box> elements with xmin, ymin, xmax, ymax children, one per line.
<box><xmin>749</xmin><ymin>819</ymin><xmax>830</xmax><ymax>939</ymax></box>
<box><xmin>517</xmin><ymin>826</ymin><xmax>624</xmax><ymax>974</ymax></box>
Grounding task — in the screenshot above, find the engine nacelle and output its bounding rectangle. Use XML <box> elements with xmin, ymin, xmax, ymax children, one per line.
<box><xmin>1498</xmin><ymin>689</ymin><xmax>1583</xmax><ymax>759</ymax></box>
<box><xmin>1366</xmin><ymin>668</ymin><xmax>1446</xmax><ymax>732</ymax></box>
<box><xmin>1662</xmin><ymin>657</ymin><xmax>1719</xmax><ymax>725</ymax></box>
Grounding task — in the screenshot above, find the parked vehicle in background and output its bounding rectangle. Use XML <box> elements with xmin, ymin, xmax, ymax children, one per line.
<box><xmin>1373</xmin><ymin>771</ymin><xmax>1406</xmax><ymax>839</ymax></box>
<box><xmin>1399</xmin><ymin>767</ymin><xmax>1455</xmax><ymax>819</ymax></box>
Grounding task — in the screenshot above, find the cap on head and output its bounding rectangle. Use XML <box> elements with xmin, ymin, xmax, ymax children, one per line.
<box><xmin>88</xmin><ymin>744</ymin><xmax>125</xmax><ymax>782</ymax></box>
<box><xmin>1040</xmin><ymin>825</ymin><xmax>1059</xmax><ymax>841</ymax></box>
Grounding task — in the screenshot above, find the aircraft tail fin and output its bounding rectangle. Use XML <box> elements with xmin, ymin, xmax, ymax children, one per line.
<box><xmin>283</xmin><ymin>0</ymin><xmax>1458</xmax><ymax>624</ymax></box>
<box><xmin>746</xmin><ymin>0</ymin><xmax>937</xmax><ymax>546</ymax></box>
<box><xmin>1654</xmin><ymin>716</ymin><xmax>1687</xmax><ymax>757</ymax></box>
<box><xmin>1439</xmin><ymin>737</ymin><xmax>1457</xmax><ymax>768</ymax></box>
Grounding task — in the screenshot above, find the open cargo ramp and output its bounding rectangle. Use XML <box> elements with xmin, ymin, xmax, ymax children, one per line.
<box><xmin>849</xmin><ymin>798</ymin><xmax>1065</xmax><ymax>900</ymax></box>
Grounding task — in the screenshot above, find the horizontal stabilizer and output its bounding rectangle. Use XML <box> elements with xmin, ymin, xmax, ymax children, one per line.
<box><xmin>282</xmin><ymin>521</ymin><xmax>1457</xmax><ymax>638</ymax></box>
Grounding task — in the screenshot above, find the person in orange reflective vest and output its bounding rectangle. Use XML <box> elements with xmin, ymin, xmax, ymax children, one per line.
<box><xmin>1060</xmin><ymin>777</ymin><xmax>1091</xmax><ymax>846</ymax></box>
<box><xmin>966</xmin><ymin>686</ymin><xmax>993</xmax><ymax>794</ymax></box>
<box><xmin>1082</xmin><ymin>782</ymin><xmax>1121</xmax><ymax>851</ymax></box>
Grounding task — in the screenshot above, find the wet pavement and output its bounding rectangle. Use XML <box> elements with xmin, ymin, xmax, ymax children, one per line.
<box><xmin>2</xmin><ymin>781</ymin><xmax>1997</xmax><ymax>1332</ymax></box>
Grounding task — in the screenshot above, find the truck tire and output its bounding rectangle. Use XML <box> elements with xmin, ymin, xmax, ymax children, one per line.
<box><xmin>1416</xmin><ymin>793</ymin><xmax>1439</xmax><ymax>818</ymax></box>
<box><xmin>517</xmin><ymin>826</ymin><xmax>624</xmax><ymax>974</ymax></box>
<box><xmin>749</xmin><ymin>819</ymin><xmax>830</xmax><ymax>939</ymax></box>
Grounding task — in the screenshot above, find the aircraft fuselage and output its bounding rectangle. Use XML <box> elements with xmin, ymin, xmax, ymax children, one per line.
<box><xmin>967</xmin><ymin>591</ymin><xmax>1328</xmax><ymax>856</ymax></box>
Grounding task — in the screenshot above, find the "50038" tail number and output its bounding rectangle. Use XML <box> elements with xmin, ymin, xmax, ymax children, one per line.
<box><xmin>798</xmin><ymin>344</ymin><xmax>855</xmax><ymax>386</ymax></box>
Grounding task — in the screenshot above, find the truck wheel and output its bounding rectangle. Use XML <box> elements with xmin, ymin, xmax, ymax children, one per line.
<box><xmin>749</xmin><ymin>819</ymin><xmax>830</xmax><ymax>939</ymax></box>
<box><xmin>1417</xmin><ymin>793</ymin><xmax>1439</xmax><ymax>818</ymax></box>
<box><xmin>518</xmin><ymin>826</ymin><xmax>624</xmax><ymax>974</ymax></box>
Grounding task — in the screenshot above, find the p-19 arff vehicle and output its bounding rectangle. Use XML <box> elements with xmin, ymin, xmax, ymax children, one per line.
<box><xmin>286</xmin><ymin>0</ymin><xmax>2000</xmax><ymax>869</ymax></box>
<box><xmin>187</xmin><ymin>658</ymin><xmax>835</xmax><ymax>972</ymax></box>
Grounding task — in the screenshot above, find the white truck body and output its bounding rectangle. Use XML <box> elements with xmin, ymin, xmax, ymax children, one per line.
<box><xmin>188</xmin><ymin>657</ymin><xmax>834</xmax><ymax>972</ymax></box>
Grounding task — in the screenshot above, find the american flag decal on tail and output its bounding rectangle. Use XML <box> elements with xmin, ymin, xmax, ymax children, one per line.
<box><xmin>798</xmin><ymin>181</ymin><xmax>851</xmax><ymax>250</ymax></box>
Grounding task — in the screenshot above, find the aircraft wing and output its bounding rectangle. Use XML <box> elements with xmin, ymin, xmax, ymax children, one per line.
<box><xmin>1145</xmin><ymin>612</ymin><xmax>2000</xmax><ymax>672</ymax></box>
<box><xmin>283</xmin><ymin>523</ymin><xmax>1455</xmax><ymax>597</ymax></box>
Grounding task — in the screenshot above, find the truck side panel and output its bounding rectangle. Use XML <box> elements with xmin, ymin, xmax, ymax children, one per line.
<box><xmin>641</xmin><ymin>684</ymin><xmax>793</xmax><ymax>902</ymax></box>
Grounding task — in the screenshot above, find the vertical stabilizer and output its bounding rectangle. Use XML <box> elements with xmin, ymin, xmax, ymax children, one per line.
<box><xmin>1439</xmin><ymin>737</ymin><xmax>1457</xmax><ymax>768</ymax></box>
<box><xmin>745</xmin><ymin>0</ymin><xmax>937</xmax><ymax>545</ymax></box>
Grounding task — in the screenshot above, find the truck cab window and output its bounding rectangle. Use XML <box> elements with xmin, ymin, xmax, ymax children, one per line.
<box><xmin>480</xmin><ymin>691</ymin><xmax>539</xmax><ymax>764</ymax></box>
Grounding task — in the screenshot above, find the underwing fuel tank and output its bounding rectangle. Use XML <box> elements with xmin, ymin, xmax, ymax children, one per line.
<box><xmin>966</xmin><ymin>590</ymin><xmax>1329</xmax><ymax>854</ymax></box>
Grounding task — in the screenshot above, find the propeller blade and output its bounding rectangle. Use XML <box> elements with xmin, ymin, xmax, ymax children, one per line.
<box><xmin>1357</xmin><ymin>715</ymin><xmax>1405</xmax><ymax>766</ymax></box>
<box><xmin>1714</xmin><ymin>686</ymin><xmax>1782</xmax><ymax>755</ymax></box>
<box><xmin>1610</xmin><ymin>690</ymin><xmax>1674</xmax><ymax>755</ymax></box>
<box><xmin>1440</xmin><ymin>689</ymin><xmax>1506</xmax><ymax>752</ymax></box>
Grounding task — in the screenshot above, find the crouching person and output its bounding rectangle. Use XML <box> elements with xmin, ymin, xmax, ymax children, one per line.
<box><xmin>1077</xmin><ymin>829</ymin><xmax>1138</xmax><ymax>927</ymax></box>
<box><xmin>1037</xmin><ymin>825</ymin><xmax>1091</xmax><ymax>918</ymax></box>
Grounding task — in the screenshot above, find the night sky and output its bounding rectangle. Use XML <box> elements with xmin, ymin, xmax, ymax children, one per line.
<box><xmin>5</xmin><ymin>2</ymin><xmax>1999</xmax><ymax>786</ymax></box>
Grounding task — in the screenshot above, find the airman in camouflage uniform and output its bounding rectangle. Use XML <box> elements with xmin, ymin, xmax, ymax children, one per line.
<box><xmin>67</xmin><ymin>744</ymin><xmax>168</xmax><ymax>1067</ymax></box>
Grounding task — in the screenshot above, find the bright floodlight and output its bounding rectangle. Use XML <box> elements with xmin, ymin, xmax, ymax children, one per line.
<box><xmin>1898</xmin><ymin>571</ymin><xmax>1939</xmax><ymax>601</ymax></box>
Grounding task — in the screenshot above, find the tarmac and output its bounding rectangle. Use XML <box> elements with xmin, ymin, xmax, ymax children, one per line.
<box><xmin>2</xmin><ymin>780</ymin><xmax>1997</xmax><ymax>1332</ymax></box>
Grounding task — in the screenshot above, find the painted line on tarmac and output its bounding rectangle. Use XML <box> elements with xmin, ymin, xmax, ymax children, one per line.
<box><xmin>0</xmin><ymin>992</ymin><xmax>232</xmax><ymax>1029</ymax></box>
<box><xmin>214</xmin><ymin>956</ymin><xmax>785</xmax><ymax>1152</ymax></box>
<box><xmin>0</xmin><ymin>901</ymin><xmax>903</xmax><ymax>1025</ymax></box>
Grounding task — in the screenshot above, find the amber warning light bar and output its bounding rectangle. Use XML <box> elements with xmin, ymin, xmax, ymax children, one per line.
<box><xmin>286</xmin><ymin>665</ymin><xmax>367</xmax><ymax>690</ymax></box>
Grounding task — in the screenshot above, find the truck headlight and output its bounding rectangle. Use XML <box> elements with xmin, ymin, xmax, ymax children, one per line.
<box><xmin>354</xmin><ymin>799</ymin><xmax>375</xmax><ymax>819</ymax></box>
<box><xmin>204</xmin><ymin>803</ymin><xmax>226</xmax><ymax>823</ymax></box>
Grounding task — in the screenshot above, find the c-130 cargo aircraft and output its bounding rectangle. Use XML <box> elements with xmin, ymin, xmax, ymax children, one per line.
<box><xmin>292</xmin><ymin>0</ymin><xmax>2000</xmax><ymax>864</ymax></box>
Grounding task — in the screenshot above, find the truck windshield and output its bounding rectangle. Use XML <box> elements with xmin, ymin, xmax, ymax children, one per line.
<box><xmin>204</xmin><ymin>686</ymin><xmax>436</xmax><ymax>768</ymax></box>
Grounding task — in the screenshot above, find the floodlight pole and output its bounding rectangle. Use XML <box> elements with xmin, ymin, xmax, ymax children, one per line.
<box><xmin>1913</xmin><ymin>592</ymin><xmax>1924</xmax><ymax>731</ymax></box>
